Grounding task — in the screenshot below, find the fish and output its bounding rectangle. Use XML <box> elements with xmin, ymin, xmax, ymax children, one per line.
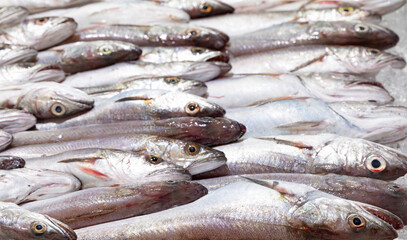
<box><xmin>0</xmin><ymin>108</ymin><xmax>36</xmax><ymax>133</ymax></box>
<box><xmin>195</xmin><ymin>173</ymin><xmax>407</xmax><ymax>223</ymax></box>
<box><xmin>31</xmin><ymin>2</ymin><xmax>190</xmax><ymax>30</ymax></box>
<box><xmin>0</xmin><ymin>202</ymin><xmax>77</xmax><ymax>240</ymax></box>
<box><xmin>0</xmin><ymin>168</ymin><xmax>81</xmax><ymax>204</ymax></box>
<box><xmin>228</xmin><ymin>21</ymin><xmax>399</xmax><ymax>56</ymax></box>
<box><xmin>200</xmin><ymin>134</ymin><xmax>407</xmax><ymax>180</ymax></box>
<box><xmin>0</xmin><ymin>129</ymin><xmax>11</xmax><ymax>151</ymax></box>
<box><xmin>0</xmin><ymin>44</ymin><xmax>37</xmax><ymax>66</ymax></box>
<box><xmin>22</xmin><ymin>180</ymin><xmax>207</xmax><ymax>229</ymax></box>
<box><xmin>0</xmin><ymin>156</ymin><xmax>24</xmax><ymax>170</ymax></box>
<box><xmin>35</xmin><ymin>90</ymin><xmax>225</xmax><ymax>129</ymax></box>
<box><xmin>64</xmin><ymin>24</ymin><xmax>229</xmax><ymax>50</ymax></box>
<box><xmin>12</xmin><ymin>117</ymin><xmax>246</xmax><ymax>147</ymax></box>
<box><xmin>0</xmin><ymin>0</ymin><xmax>92</xmax><ymax>13</ymax></box>
<box><xmin>0</xmin><ymin>63</ymin><xmax>65</xmax><ymax>87</ymax></box>
<box><xmin>75</xmin><ymin>180</ymin><xmax>402</xmax><ymax>240</ymax></box>
<box><xmin>156</xmin><ymin>0</ymin><xmax>234</xmax><ymax>18</ymax></box>
<box><xmin>37</xmin><ymin>41</ymin><xmax>142</xmax><ymax>74</ymax></box>
<box><xmin>24</xmin><ymin>148</ymin><xmax>191</xmax><ymax>188</ymax></box>
<box><xmin>191</xmin><ymin>7</ymin><xmax>381</xmax><ymax>37</ymax></box>
<box><xmin>0</xmin><ymin>17</ymin><xmax>78</xmax><ymax>50</ymax></box>
<box><xmin>80</xmin><ymin>76</ymin><xmax>208</xmax><ymax>98</ymax></box>
<box><xmin>206</xmin><ymin>73</ymin><xmax>393</xmax><ymax>108</ymax></box>
<box><xmin>139</xmin><ymin>46</ymin><xmax>229</xmax><ymax>63</ymax></box>
<box><xmin>225</xmin><ymin>98</ymin><xmax>407</xmax><ymax>144</ymax></box>
<box><xmin>1</xmin><ymin>134</ymin><xmax>227</xmax><ymax>175</ymax></box>
<box><xmin>0</xmin><ymin>82</ymin><xmax>94</xmax><ymax>119</ymax></box>
<box><xmin>0</xmin><ymin>6</ymin><xmax>28</xmax><ymax>28</ymax></box>
<box><xmin>230</xmin><ymin>45</ymin><xmax>406</xmax><ymax>75</ymax></box>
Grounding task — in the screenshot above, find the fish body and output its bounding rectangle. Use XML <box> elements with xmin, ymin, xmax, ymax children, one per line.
<box><xmin>0</xmin><ymin>44</ymin><xmax>37</xmax><ymax>66</ymax></box>
<box><xmin>0</xmin><ymin>6</ymin><xmax>28</xmax><ymax>28</ymax></box>
<box><xmin>0</xmin><ymin>129</ymin><xmax>12</xmax><ymax>151</ymax></box>
<box><xmin>156</xmin><ymin>0</ymin><xmax>234</xmax><ymax>18</ymax></box>
<box><xmin>0</xmin><ymin>108</ymin><xmax>36</xmax><ymax>133</ymax></box>
<box><xmin>0</xmin><ymin>0</ymin><xmax>91</xmax><ymax>13</ymax></box>
<box><xmin>0</xmin><ymin>156</ymin><xmax>24</xmax><ymax>170</ymax></box>
<box><xmin>0</xmin><ymin>63</ymin><xmax>65</xmax><ymax>86</ymax></box>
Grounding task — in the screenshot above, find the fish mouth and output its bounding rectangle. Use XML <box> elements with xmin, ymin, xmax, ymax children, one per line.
<box><xmin>376</xmin><ymin>55</ymin><xmax>406</xmax><ymax>69</ymax></box>
<box><xmin>238</xmin><ymin>122</ymin><xmax>247</xmax><ymax>138</ymax></box>
<box><xmin>187</xmin><ymin>152</ymin><xmax>227</xmax><ymax>175</ymax></box>
<box><xmin>361</xmin><ymin>204</ymin><xmax>404</xmax><ymax>230</ymax></box>
<box><xmin>207</xmin><ymin>52</ymin><xmax>230</xmax><ymax>62</ymax></box>
<box><xmin>45</xmin><ymin>215</ymin><xmax>77</xmax><ymax>240</ymax></box>
<box><xmin>211</xmin><ymin>61</ymin><xmax>232</xmax><ymax>75</ymax></box>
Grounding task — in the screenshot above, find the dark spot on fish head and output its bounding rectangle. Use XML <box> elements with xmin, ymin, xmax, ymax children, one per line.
<box><xmin>18</xmin><ymin>62</ymin><xmax>35</xmax><ymax>68</ymax></box>
<box><xmin>368</xmin><ymin>100</ymin><xmax>377</xmax><ymax>103</ymax></box>
<box><xmin>166</xmin><ymin>180</ymin><xmax>178</xmax><ymax>185</ymax></box>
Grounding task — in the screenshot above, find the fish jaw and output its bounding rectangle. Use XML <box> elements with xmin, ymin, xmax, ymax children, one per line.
<box><xmin>146</xmin><ymin>167</ymin><xmax>192</xmax><ymax>183</ymax></box>
<box><xmin>44</xmin><ymin>215</ymin><xmax>77</xmax><ymax>240</ymax></box>
<box><xmin>193</xmin><ymin>27</ymin><xmax>230</xmax><ymax>50</ymax></box>
<box><xmin>186</xmin><ymin>149</ymin><xmax>226</xmax><ymax>175</ymax></box>
<box><xmin>0</xmin><ymin>130</ymin><xmax>12</xmax><ymax>151</ymax></box>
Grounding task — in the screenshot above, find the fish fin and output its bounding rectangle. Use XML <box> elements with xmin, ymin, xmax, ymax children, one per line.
<box><xmin>274</xmin><ymin>121</ymin><xmax>329</xmax><ymax>131</ymax></box>
<box><xmin>115</xmin><ymin>96</ymin><xmax>153</xmax><ymax>103</ymax></box>
<box><xmin>240</xmin><ymin>176</ymin><xmax>295</xmax><ymax>196</ymax></box>
<box><xmin>58</xmin><ymin>157</ymin><xmax>102</xmax><ymax>164</ymax></box>
<box><xmin>257</xmin><ymin>137</ymin><xmax>314</xmax><ymax>150</ymax></box>
<box><xmin>79</xmin><ymin>167</ymin><xmax>110</xmax><ymax>180</ymax></box>
<box><xmin>290</xmin><ymin>53</ymin><xmax>327</xmax><ymax>72</ymax></box>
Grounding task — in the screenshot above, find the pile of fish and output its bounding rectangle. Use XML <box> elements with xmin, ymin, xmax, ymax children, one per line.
<box><xmin>0</xmin><ymin>0</ymin><xmax>406</xmax><ymax>239</ymax></box>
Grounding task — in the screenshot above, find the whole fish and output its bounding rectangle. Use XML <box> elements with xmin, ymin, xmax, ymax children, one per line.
<box><xmin>80</xmin><ymin>76</ymin><xmax>208</xmax><ymax>98</ymax></box>
<box><xmin>225</xmin><ymin>98</ymin><xmax>407</xmax><ymax>144</ymax></box>
<box><xmin>2</xmin><ymin>134</ymin><xmax>227</xmax><ymax>175</ymax></box>
<box><xmin>139</xmin><ymin>46</ymin><xmax>229</xmax><ymax>63</ymax></box>
<box><xmin>219</xmin><ymin>0</ymin><xmax>406</xmax><ymax>14</ymax></box>
<box><xmin>36</xmin><ymin>90</ymin><xmax>225</xmax><ymax>129</ymax></box>
<box><xmin>230</xmin><ymin>45</ymin><xmax>406</xmax><ymax>75</ymax></box>
<box><xmin>24</xmin><ymin>148</ymin><xmax>191</xmax><ymax>188</ymax></box>
<box><xmin>0</xmin><ymin>17</ymin><xmax>77</xmax><ymax>50</ymax></box>
<box><xmin>0</xmin><ymin>0</ymin><xmax>91</xmax><ymax>13</ymax></box>
<box><xmin>191</xmin><ymin>7</ymin><xmax>381</xmax><ymax>37</ymax></box>
<box><xmin>0</xmin><ymin>168</ymin><xmax>81</xmax><ymax>204</ymax></box>
<box><xmin>0</xmin><ymin>82</ymin><xmax>94</xmax><ymax>119</ymax></box>
<box><xmin>75</xmin><ymin>180</ymin><xmax>402</xmax><ymax>240</ymax></box>
<box><xmin>203</xmin><ymin>134</ymin><xmax>407</xmax><ymax>180</ymax></box>
<box><xmin>0</xmin><ymin>44</ymin><xmax>37</xmax><ymax>66</ymax></box>
<box><xmin>0</xmin><ymin>129</ymin><xmax>11</xmax><ymax>151</ymax></box>
<box><xmin>64</xmin><ymin>24</ymin><xmax>229</xmax><ymax>50</ymax></box>
<box><xmin>0</xmin><ymin>6</ymin><xmax>28</xmax><ymax>28</ymax></box>
<box><xmin>22</xmin><ymin>181</ymin><xmax>207</xmax><ymax>229</ymax></box>
<box><xmin>0</xmin><ymin>156</ymin><xmax>24</xmax><ymax>170</ymax></box>
<box><xmin>37</xmin><ymin>41</ymin><xmax>142</xmax><ymax>74</ymax></box>
<box><xmin>62</xmin><ymin>61</ymin><xmax>231</xmax><ymax>88</ymax></box>
<box><xmin>206</xmin><ymin>73</ymin><xmax>393</xmax><ymax>108</ymax></box>
<box><xmin>0</xmin><ymin>63</ymin><xmax>65</xmax><ymax>87</ymax></box>
<box><xmin>31</xmin><ymin>2</ymin><xmax>190</xmax><ymax>30</ymax></box>
<box><xmin>228</xmin><ymin>21</ymin><xmax>399</xmax><ymax>56</ymax></box>
<box><xmin>12</xmin><ymin>117</ymin><xmax>245</xmax><ymax>147</ymax></box>
<box><xmin>0</xmin><ymin>108</ymin><xmax>36</xmax><ymax>133</ymax></box>
<box><xmin>0</xmin><ymin>202</ymin><xmax>77</xmax><ymax>240</ymax></box>
<box><xmin>195</xmin><ymin>173</ymin><xmax>407</xmax><ymax>223</ymax></box>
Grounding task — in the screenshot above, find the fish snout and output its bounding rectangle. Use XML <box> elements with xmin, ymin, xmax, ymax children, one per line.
<box><xmin>45</xmin><ymin>216</ymin><xmax>77</xmax><ymax>240</ymax></box>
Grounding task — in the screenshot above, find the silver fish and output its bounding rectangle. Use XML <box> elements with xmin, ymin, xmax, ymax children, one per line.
<box><xmin>75</xmin><ymin>180</ymin><xmax>402</xmax><ymax>240</ymax></box>
<box><xmin>0</xmin><ymin>129</ymin><xmax>11</xmax><ymax>151</ymax></box>
<box><xmin>0</xmin><ymin>0</ymin><xmax>91</xmax><ymax>13</ymax></box>
<box><xmin>0</xmin><ymin>108</ymin><xmax>36</xmax><ymax>133</ymax></box>
<box><xmin>0</xmin><ymin>44</ymin><xmax>37</xmax><ymax>66</ymax></box>
<box><xmin>62</xmin><ymin>61</ymin><xmax>231</xmax><ymax>88</ymax></box>
<box><xmin>155</xmin><ymin>0</ymin><xmax>234</xmax><ymax>18</ymax></box>
<box><xmin>0</xmin><ymin>17</ymin><xmax>77</xmax><ymax>50</ymax></box>
<box><xmin>230</xmin><ymin>45</ymin><xmax>406</xmax><ymax>75</ymax></box>
<box><xmin>0</xmin><ymin>168</ymin><xmax>81</xmax><ymax>204</ymax></box>
<box><xmin>0</xmin><ymin>6</ymin><xmax>28</xmax><ymax>28</ymax></box>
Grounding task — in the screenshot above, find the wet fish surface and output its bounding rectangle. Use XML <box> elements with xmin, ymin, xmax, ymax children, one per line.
<box><xmin>0</xmin><ymin>129</ymin><xmax>11</xmax><ymax>151</ymax></box>
<box><xmin>0</xmin><ymin>6</ymin><xmax>28</xmax><ymax>28</ymax></box>
<box><xmin>0</xmin><ymin>108</ymin><xmax>36</xmax><ymax>133</ymax></box>
<box><xmin>0</xmin><ymin>44</ymin><xmax>37</xmax><ymax>66</ymax></box>
<box><xmin>0</xmin><ymin>155</ymin><xmax>24</xmax><ymax>170</ymax></box>
<box><xmin>0</xmin><ymin>0</ymin><xmax>92</xmax><ymax>13</ymax></box>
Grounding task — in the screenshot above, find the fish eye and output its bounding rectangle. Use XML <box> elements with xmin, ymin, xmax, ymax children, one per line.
<box><xmin>146</xmin><ymin>155</ymin><xmax>162</xmax><ymax>165</ymax></box>
<box><xmin>184</xmin><ymin>143</ymin><xmax>200</xmax><ymax>155</ymax></box>
<box><xmin>185</xmin><ymin>102</ymin><xmax>200</xmax><ymax>115</ymax></box>
<box><xmin>368</xmin><ymin>48</ymin><xmax>381</xmax><ymax>55</ymax></box>
<box><xmin>199</xmin><ymin>2</ymin><xmax>213</xmax><ymax>13</ymax></box>
<box><xmin>338</xmin><ymin>6</ymin><xmax>355</xmax><ymax>15</ymax></box>
<box><xmin>164</xmin><ymin>77</ymin><xmax>180</xmax><ymax>84</ymax></box>
<box><xmin>387</xmin><ymin>183</ymin><xmax>405</xmax><ymax>194</ymax></box>
<box><xmin>354</xmin><ymin>24</ymin><xmax>369</xmax><ymax>33</ymax></box>
<box><xmin>191</xmin><ymin>47</ymin><xmax>205</xmax><ymax>55</ymax></box>
<box><xmin>99</xmin><ymin>45</ymin><xmax>113</xmax><ymax>55</ymax></box>
<box><xmin>366</xmin><ymin>156</ymin><xmax>386</xmax><ymax>173</ymax></box>
<box><xmin>51</xmin><ymin>103</ymin><xmax>67</xmax><ymax>117</ymax></box>
<box><xmin>18</xmin><ymin>62</ymin><xmax>35</xmax><ymax>68</ymax></box>
<box><xmin>166</xmin><ymin>180</ymin><xmax>178</xmax><ymax>184</ymax></box>
<box><xmin>186</xmin><ymin>29</ymin><xmax>201</xmax><ymax>38</ymax></box>
<box><xmin>348</xmin><ymin>214</ymin><xmax>366</xmax><ymax>229</ymax></box>
<box><xmin>31</xmin><ymin>222</ymin><xmax>47</xmax><ymax>235</ymax></box>
<box><xmin>34</xmin><ymin>17</ymin><xmax>49</xmax><ymax>25</ymax></box>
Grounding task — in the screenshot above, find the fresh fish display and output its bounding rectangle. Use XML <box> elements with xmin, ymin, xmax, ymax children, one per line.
<box><xmin>0</xmin><ymin>44</ymin><xmax>37</xmax><ymax>66</ymax></box>
<box><xmin>0</xmin><ymin>6</ymin><xmax>28</xmax><ymax>28</ymax></box>
<box><xmin>0</xmin><ymin>82</ymin><xmax>94</xmax><ymax>119</ymax></box>
<box><xmin>154</xmin><ymin>0</ymin><xmax>234</xmax><ymax>18</ymax></box>
<box><xmin>80</xmin><ymin>76</ymin><xmax>208</xmax><ymax>98</ymax></box>
<box><xmin>0</xmin><ymin>202</ymin><xmax>77</xmax><ymax>240</ymax></box>
<box><xmin>230</xmin><ymin>45</ymin><xmax>406</xmax><ymax>74</ymax></box>
<box><xmin>64</xmin><ymin>24</ymin><xmax>229</xmax><ymax>50</ymax></box>
<box><xmin>2</xmin><ymin>134</ymin><xmax>227</xmax><ymax>175</ymax></box>
<box><xmin>75</xmin><ymin>180</ymin><xmax>402</xmax><ymax>240</ymax></box>
<box><xmin>12</xmin><ymin>117</ymin><xmax>245</xmax><ymax>147</ymax></box>
<box><xmin>0</xmin><ymin>155</ymin><xmax>24</xmax><ymax>170</ymax></box>
<box><xmin>22</xmin><ymin>181</ymin><xmax>208</xmax><ymax>229</ymax></box>
<box><xmin>228</xmin><ymin>21</ymin><xmax>399</xmax><ymax>56</ymax></box>
<box><xmin>0</xmin><ymin>0</ymin><xmax>91</xmax><ymax>13</ymax></box>
<box><xmin>37</xmin><ymin>41</ymin><xmax>142</xmax><ymax>74</ymax></box>
<box><xmin>31</xmin><ymin>2</ymin><xmax>190</xmax><ymax>30</ymax></box>
<box><xmin>0</xmin><ymin>108</ymin><xmax>36</xmax><ymax>133</ymax></box>
<box><xmin>191</xmin><ymin>7</ymin><xmax>381</xmax><ymax>37</ymax></box>
<box><xmin>139</xmin><ymin>46</ymin><xmax>229</xmax><ymax>63</ymax></box>
<box><xmin>0</xmin><ymin>168</ymin><xmax>81</xmax><ymax>204</ymax></box>
<box><xmin>195</xmin><ymin>173</ymin><xmax>407</xmax><ymax>223</ymax></box>
<box><xmin>63</xmin><ymin>61</ymin><xmax>231</xmax><ymax>87</ymax></box>
<box><xmin>203</xmin><ymin>134</ymin><xmax>407</xmax><ymax>180</ymax></box>
<box><xmin>206</xmin><ymin>73</ymin><xmax>393</xmax><ymax>108</ymax></box>
<box><xmin>0</xmin><ymin>17</ymin><xmax>77</xmax><ymax>50</ymax></box>
<box><xmin>0</xmin><ymin>129</ymin><xmax>12</xmax><ymax>151</ymax></box>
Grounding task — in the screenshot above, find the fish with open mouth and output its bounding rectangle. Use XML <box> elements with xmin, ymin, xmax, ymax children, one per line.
<box><xmin>0</xmin><ymin>6</ymin><xmax>28</xmax><ymax>28</ymax></box>
<box><xmin>0</xmin><ymin>129</ymin><xmax>12</xmax><ymax>151</ymax></box>
<box><xmin>0</xmin><ymin>108</ymin><xmax>36</xmax><ymax>133</ymax></box>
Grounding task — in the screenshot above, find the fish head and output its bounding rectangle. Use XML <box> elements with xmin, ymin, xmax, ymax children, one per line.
<box><xmin>180</xmin><ymin>61</ymin><xmax>231</xmax><ymax>81</ymax></box>
<box><xmin>299</xmin><ymin>6</ymin><xmax>381</xmax><ymax>23</ymax></box>
<box><xmin>12</xmin><ymin>62</ymin><xmax>65</xmax><ymax>83</ymax></box>
<box><xmin>0</xmin><ymin>155</ymin><xmax>25</xmax><ymax>169</ymax></box>
<box><xmin>182</xmin><ymin>26</ymin><xmax>229</xmax><ymax>50</ymax></box>
<box><xmin>154</xmin><ymin>77</ymin><xmax>208</xmax><ymax>96</ymax></box>
<box><xmin>22</xmin><ymin>17</ymin><xmax>77</xmax><ymax>50</ymax></box>
<box><xmin>17</xmin><ymin>83</ymin><xmax>94</xmax><ymax>119</ymax></box>
<box><xmin>183</xmin><ymin>0</ymin><xmax>234</xmax><ymax>18</ymax></box>
<box><xmin>0</xmin><ymin>6</ymin><xmax>28</xmax><ymax>27</ymax></box>
<box><xmin>0</xmin><ymin>108</ymin><xmax>36</xmax><ymax>133</ymax></box>
<box><xmin>89</xmin><ymin>40</ymin><xmax>142</xmax><ymax>63</ymax></box>
<box><xmin>141</xmin><ymin>154</ymin><xmax>191</xmax><ymax>182</ymax></box>
<box><xmin>0</xmin><ymin>129</ymin><xmax>12</xmax><ymax>151</ymax></box>
<box><xmin>290</xmin><ymin>197</ymin><xmax>401</xmax><ymax>240</ymax></box>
